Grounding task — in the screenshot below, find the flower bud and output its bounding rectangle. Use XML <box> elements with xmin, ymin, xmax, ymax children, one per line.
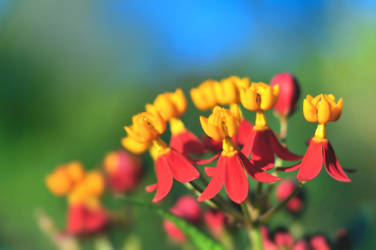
<box><xmin>204</xmin><ymin>210</ymin><xmax>226</xmax><ymax>239</ymax></box>
<box><xmin>310</xmin><ymin>235</ymin><xmax>330</xmax><ymax>250</ymax></box>
<box><xmin>163</xmin><ymin>196</ymin><xmax>202</xmax><ymax>243</ymax></box>
<box><xmin>104</xmin><ymin>150</ymin><xmax>143</xmax><ymax>194</ymax></box>
<box><xmin>275</xmin><ymin>179</ymin><xmax>304</xmax><ymax>214</ymax></box>
<box><xmin>270</xmin><ymin>73</ymin><xmax>300</xmax><ymax>117</ymax></box>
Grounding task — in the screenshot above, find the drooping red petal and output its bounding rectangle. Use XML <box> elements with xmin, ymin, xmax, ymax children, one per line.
<box><xmin>192</xmin><ymin>153</ymin><xmax>220</xmax><ymax>165</ymax></box>
<box><xmin>153</xmin><ymin>156</ymin><xmax>174</xmax><ymax>203</ymax></box>
<box><xmin>277</xmin><ymin>163</ymin><xmax>301</xmax><ymax>172</ymax></box>
<box><xmin>224</xmin><ymin>154</ymin><xmax>249</xmax><ymax>204</ymax></box>
<box><xmin>296</xmin><ymin>141</ymin><xmax>325</xmax><ymax>182</ymax></box>
<box><xmin>166</xmin><ymin>150</ymin><xmax>200</xmax><ymax>183</ymax></box>
<box><xmin>239</xmin><ymin>153</ymin><xmax>281</xmax><ymax>182</ymax></box>
<box><xmin>170</xmin><ymin>130</ymin><xmax>206</xmax><ymax>155</ymax></box>
<box><xmin>198</xmin><ymin>156</ymin><xmax>226</xmax><ymax>202</ymax></box>
<box><xmin>233</xmin><ymin>119</ymin><xmax>253</xmax><ymax>146</ymax></box>
<box><xmin>201</xmin><ymin>136</ymin><xmax>222</xmax><ymax>153</ymax></box>
<box><xmin>268</xmin><ymin>129</ymin><xmax>302</xmax><ymax>161</ymax></box>
<box><xmin>242</xmin><ymin>129</ymin><xmax>275</xmax><ymax>170</ymax></box>
<box><xmin>204</xmin><ymin>166</ymin><xmax>217</xmax><ymax>177</ymax></box>
<box><xmin>323</xmin><ymin>142</ymin><xmax>351</xmax><ymax>182</ymax></box>
<box><xmin>66</xmin><ymin>205</ymin><xmax>86</xmax><ymax>235</ymax></box>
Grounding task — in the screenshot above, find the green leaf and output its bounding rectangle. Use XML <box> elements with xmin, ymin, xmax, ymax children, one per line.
<box><xmin>125</xmin><ymin>198</ymin><xmax>225</xmax><ymax>250</ymax></box>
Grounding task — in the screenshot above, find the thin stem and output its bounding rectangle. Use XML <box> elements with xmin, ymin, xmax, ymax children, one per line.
<box><xmin>279</xmin><ymin>115</ymin><xmax>288</xmax><ymax>142</ymax></box>
<box><xmin>257</xmin><ymin>182</ymin><xmax>304</xmax><ymax>224</ymax></box>
<box><xmin>240</xmin><ymin>202</ymin><xmax>252</xmax><ymax>226</ymax></box>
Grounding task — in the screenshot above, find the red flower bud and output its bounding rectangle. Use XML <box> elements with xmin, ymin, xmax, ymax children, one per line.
<box><xmin>310</xmin><ymin>235</ymin><xmax>330</xmax><ymax>250</ymax></box>
<box><xmin>163</xmin><ymin>196</ymin><xmax>202</xmax><ymax>243</ymax></box>
<box><xmin>270</xmin><ymin>72</ymin><xmax>300</xmax><ymax>117</ymax></box>
<box><xmin>204</xmin><ymin>210</ymin><xmax>226</xmax><ymax>238</ymax></box>
<box><xmin>276</xmin><ymin>179</ymin><xmax>304</xmax><ymax>214</ymax></box>
<box><xmin>104</xmin><ymin>150</ymin><xmax>143</xmax><ymax>194</ymax></box>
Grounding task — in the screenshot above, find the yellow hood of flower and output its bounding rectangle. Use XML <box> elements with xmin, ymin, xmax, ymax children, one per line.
<box><xmin>146</xmin><ymin>88</ymin><xmax>187</xmax><ymax>121</ymax></box>
<box><xmin>215</xmin><ymin>76</ymin><xmax>250</xmax><ymax>105</ymax></box>
<box><xmin>124</xmin><ymin>111</ymin><xmax>166</xmax><ymax>144</ymax></box>
<box><xmin>240</xmin><ymin>82</ymin><xmax>279</xmax><ymax>111</ymax></box>
<box><xmin>190</xmin><ymin>80</ymin><xmax>218</xmax><ymax>110</ymax></box>
<box><xmin>200</xmin><ymin>106</ymin><xmax>241</xmax><ymax>141</ymax></box>
<box><xmin>303</xmin><ymin>94</ymin><xmax>343</xmax><ymax>124</ymax></box>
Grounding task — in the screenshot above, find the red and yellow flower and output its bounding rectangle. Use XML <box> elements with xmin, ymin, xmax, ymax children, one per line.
<box><xmin>239</xmin><ymin>82</ymin><xmax>302</xmax><ymax>170</ymax></box>
<box><xmin>123</xmin><ymin>111</ymin><xmax>200</xmax><ymax>202</ymax></box>
<box><xmin>198</xmin><ymin>106</ymin><xmax>281</xmax><ymax>204</ymax></box>
<box><xmin>46</xmin><ymin>164</ymin><xmax>108</xmax><ymax>235</ymax></box>
<box><xmin>280</xmin><ymin>94</ymin><xmax>351</xmax><ymax>182</ymax></box>
<box><xmin>147</xmin><ymin>88</ymin><xmax>206</xmax><ymax>156</ymax></box>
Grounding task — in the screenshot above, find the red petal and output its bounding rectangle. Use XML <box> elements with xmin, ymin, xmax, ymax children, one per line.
<box><xmin>323</xmin><ymin>142</ymin><xmax>351</xmax><ymax>182</ymax></box>
<box><xmin>268</xmin><ymin>130</ymin><xmax>302</xmax><ymax>161</ymax></box>
<box><xmin>198</xmin><ymin>156</ymin><xmax>226</xmax><ymax>202</ymax></box>
<box><xmin>277</xmin><ymin>163</ymin><xmax>301</xmax><ymax>172</ymax></box>
<box><xmin>204</xmin><ymin>166</ymin><xmax>216</xmax><ymax>177</ymax></box>
<box><xmin>242</xmin><ymin>130</ymin><xmax>275</xmax><ymax>170</ymax></box>
<box><xmin>145</xmin><ymin>183</ymin><xmax>157</xmax><ymax>192</ymax></box>
<box><xmin>166</xmin><ymin>150</ymin><xmax>200</xmax><ymax>183</ymax></box>
<box><xmin>239</xmin><ymin>153</ymin><xmax>281</xmax><ymax>182</ymax></box>
<box><xmin>224</xmin><ymin>154</ymin><xmax>249</xmax><ymax>204</ymax></box>
<box><xmin>201</xmin><ymin>136</ymin><xmax>222</xmax><ymax>153</ymax></box>
<box><xmin>153</xmin><ymin>156</ymin><xmax>174</xmax><ymax>203</ymax></box>
<box><xmin>296</xmin><ymin>141</ymin><xmax>324</xmax><ymax>182</ymax></box>
<box><xmin>86</xmin><ymin>208</ymin><xmax>108</xmax><ymax>233</ymax></box>
<box><xmin>67</xmin><ymin>205</ymin><xmax>86</xmax><ymax>235</ymax></box>
<box><xmin>233</xmin><ymin>119</ymin><xmax>253</xmax><ymax>146</ymax></box>
<box><xmin>192</xmin><ymin>153</ymin><xmax>220</xmax><ymax>165</ymax></box>
<box><xmin>170</xmin><ymin>130</ymin><xmax>206</xmax><ymax>155</ymax></box>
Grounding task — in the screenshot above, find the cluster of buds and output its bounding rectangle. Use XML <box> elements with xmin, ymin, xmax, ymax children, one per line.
<box><xmin>163</xmin><ymin>196</ymin><xmax>227</xmax><ymax>243</ymax></box>
<box><xmin>275</xmin><ymin>179</ymin><xmax>305</xmax><ymax>215</ymax></box>
<box><xmin>46</xmin><ymin>162</ymin><xmax>108</xmax><ymax>235</ymax></box>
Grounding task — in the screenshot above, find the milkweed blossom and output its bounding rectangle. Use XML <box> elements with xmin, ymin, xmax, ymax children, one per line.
<box><xmin>279</xmin><ymin>94</ymin><xmax>351</xmax><ymax>182</ymax></box>
<box><xmin>46</xmin><ymin>163</ymin><xmax>108</xmax><ymax>235</ymax></box>
<box><xmin>198</xmin><ymin>106</ymin><xmax>281</xmax><ymax>204</ymax></box>
<box><xmin>123</xmin><ymin>110</ymin><xmax>199</xmax><ymax>203</ymax></box>
<box><xmin>239</xmin><ymin>82</ymin><xmax>302</xmax><ymax>170</ymax></box>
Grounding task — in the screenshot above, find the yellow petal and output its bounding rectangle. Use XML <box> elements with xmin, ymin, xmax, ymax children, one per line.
<box><xmin>240</xmin><ymin>88</ymin><xmax>258</xmax><ymax>110</ymax></box>
<box><xmin>200</xmin><ymin>116</ymin><xmax>222</xmax><ymax>141</ymax></box>
<box><xmin>330</xmin><ymin>97</ymin><xmax>343</xmax><ymax>121</ymax></box>
<box><xmin>260</xmin><ymin>86</ymin><xmax>274</xmax><ymax>110</ymax></box>
<box><xmin>190</xmin><ymin>88</ymin><xmax>207</xmax><ymax>110</ymax></box>
<box><xmin>317</xmin><ymin>96</ymin><xmax>331</xmax><ymax>124</ymax></box>
<box><xmin>303</xmin><ymin>99</ymin><xmax>318</xmax><ymax>122</ymax></box>
<box><xmin>66</xmin><ymin>162</ymin><xmax>85</xmax><ymax>184</ymax></box>
<box><xmin>121</xmin><ymin>136</ymin><xmax>150</xmax><ymax>154</ymax></box>
<box><xmin>153</xmin><ymin>94</ymin><xmax>177</xmax><ymax>121</ymax></box>
<box><xmin>84</xmin><ymin>171</ymin><xmax>105</xmax><ymax>197</ymax></box>
<box><xmin>170</xmin><ymin>88</ymin><xmax>187</xmax><ymax>116</ymax></box>
<box><xmin>45</xmin><ymin>168</ymin><xmax>72</xmax><ymax>196</ymax></box>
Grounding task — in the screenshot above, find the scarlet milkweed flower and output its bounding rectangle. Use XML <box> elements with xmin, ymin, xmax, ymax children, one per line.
<box><xmin>270</xmin><ymin>73</ymin><xmax>300</xmax><ymax>117</ymax></box>
<box><xmin>146</xmin><ymin>88</ymin><xmax>205</xmax><ymax>156</ymax></box>
<box><xmin>279</xmin><ymin>94</ymin><xmax>351</xmax><ymax>182</ymax></box>
<box><xmin>163</xmin><ymin>196</ymin><xmax>202</xmax><ymax>243</ymax></box>
<box><xmin>239</xmin><ymin>82</ymin><xmax>302</xmax><ymax>170</ymax></box>
<box><xmin>198</xmin><ymin>106</ymin><xmax>280</xmax><ymax>204</ymax></box>
<box><xmin>46</xmin><ymin>165</ymin><xmax>109</xmax><ymax>235</ymax></box>
<box><xmin>104</xmin><ymin>150</ymin><xmax>143</xmax><ymax>194</ymax></box>
<box><xmin>123</xmin><ymin>111</ymin><xmax>199</xmax><ymax>202</ymax></box>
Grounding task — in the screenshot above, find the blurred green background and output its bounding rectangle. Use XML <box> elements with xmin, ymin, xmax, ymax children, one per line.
<box><xmin>1</xmin><ymin>0</ymin><xmax>375</xmax><ymax>249</ymax></box>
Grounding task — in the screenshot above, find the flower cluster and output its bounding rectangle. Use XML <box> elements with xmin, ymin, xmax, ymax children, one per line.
<box><xmin>43</xmin><ymin>72</ymin><xmax>355</xmax><ymax>250</ymax></box>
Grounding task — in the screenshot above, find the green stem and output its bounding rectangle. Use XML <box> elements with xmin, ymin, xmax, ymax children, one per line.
<box><xmin>240</xmin><ymin>202</ymin><xmax>252</xmax><ymax>226</ymax></box>
<box><xmin>250</xmin><ymin>226</ymin><xmax>263</xmax><ymax>250</ymax></box>
<box><xmin>257</xmin><ymin>182</ymin><xmax>304</xmax><ymax>224</ymax></box>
